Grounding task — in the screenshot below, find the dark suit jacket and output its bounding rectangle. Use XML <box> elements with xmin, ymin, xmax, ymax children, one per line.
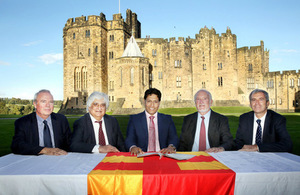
<box><xmin>70</xmin><ymin>113</ymin><xmax>125</xmax><ymax>153</ymax></box>
<box><xmin>11</xmin><ymin>112</ymin><xmax>71</xmax><ymax>155</ymax></box>
<box><xmin>235</xmin><ymin>110</ymin><xmax>293</xmax><ymax>152</ymax></box>
<box><xmin>125</xmin><ymin>112</ymin><xmax>179</xmax><ymax>152</ymax></box>
<box><xmin>178</xmin><ymin>110</ymin><xmax>234</xmax><ymax>151</ymax></box>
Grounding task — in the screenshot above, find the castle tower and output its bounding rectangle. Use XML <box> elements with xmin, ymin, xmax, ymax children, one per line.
<box><xmin>111</xmin><ymin>36</ymin><xmax>149</xmax><ymax>109</ymax></box>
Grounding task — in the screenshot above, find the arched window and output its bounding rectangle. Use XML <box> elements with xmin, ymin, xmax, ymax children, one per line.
<box><xmin>82</xmin><ymin>66</ymin><xmax>87</xmax><ymax>90</ymax></box>
<box><xmin>130</xmin><ymin>67</ymin><xmax>134</xmax><ymax>85</ymax></box>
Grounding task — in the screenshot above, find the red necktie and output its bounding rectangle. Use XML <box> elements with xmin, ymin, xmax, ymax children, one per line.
<box><xmin>96</xmin><ymin>121</ymin><xmax>106</xmax><ymax>146</ymax></box>
<box><xmin>199</xmin><ymin>116</ymin><xmax>206</xmax><ymax>151</ymax></box>
<box><xmin>148</xmin><ymin>116</ymin><xmax>156</xmax><ymax>152</ymax></box>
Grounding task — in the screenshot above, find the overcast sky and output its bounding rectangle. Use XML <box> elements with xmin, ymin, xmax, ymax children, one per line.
<box><xmin>0</xmin><ymin>0</ymin><xmax>299</xmax><ymax>100</ymax></box>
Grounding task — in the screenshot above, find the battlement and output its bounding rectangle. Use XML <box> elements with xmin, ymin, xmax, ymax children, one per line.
<box><xmin>64</xmin><ymin>13</ymin><xmax>107</xmax><ymax>28</ymax></box>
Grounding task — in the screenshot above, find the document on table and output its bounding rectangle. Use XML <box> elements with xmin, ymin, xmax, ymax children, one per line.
<box><xmin>137</xmin><ymin>152</ymin><xmax>196</xmax><ymax>160</ymax></box>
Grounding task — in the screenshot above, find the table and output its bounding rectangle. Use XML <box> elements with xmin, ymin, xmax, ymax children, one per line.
<box><xmin>1</xmin><ymin>152</ymin><xmax>300</xmax><ymax>195</ymax></box>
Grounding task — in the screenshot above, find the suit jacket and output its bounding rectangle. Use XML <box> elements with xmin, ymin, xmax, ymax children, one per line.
<box><xmin>70</xmin><ymin>113</ymin><xmax>125</xmax><ymax>153</ymax></box>
<box><xmin>235</xmin><ymin>110</ymin><xmax>293</xmax><ymax>152</ymax></box>
<box><xmin>11</xmin><ymin>112</ymin><xmax>71</xmax><ymax>155</ymax></box>
<box><xmin>125</xmin><ymin>112</ymin><xmax>179</xmax><ymax>152</ymax></box>
<box><xmin>178</xmin><ymin>110</ymin><xmax>234</xmax><ymax>151</ymax></box>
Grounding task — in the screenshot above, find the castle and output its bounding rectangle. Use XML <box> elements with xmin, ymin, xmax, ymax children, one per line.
<box><xmin>61</xmin><ymin>9</ymin><xmax>300</xmax><ymax>114</ymax></box>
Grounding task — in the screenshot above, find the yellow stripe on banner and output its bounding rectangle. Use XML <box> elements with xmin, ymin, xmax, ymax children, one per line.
<box><xmin>101</xmin><ymin>155</ymin><xmax>143</xmax><ymax>163</ymax></box>
<box><xmin>88</xmin><ymin>170</ymin><xmax>143</xmax><ymax>195</ymax></box>
<box><xmin>177</xmin><ymin>151</ymin><xmax>211</xmax><ymax>156</ymax></box>
<box><xmin>178</xmin><ymin>161</ymin><xmax>230</xmax><ymax>170</ymax></box>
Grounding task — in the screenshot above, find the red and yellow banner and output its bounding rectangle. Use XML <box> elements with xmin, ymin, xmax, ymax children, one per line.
<box><xmin>88</xmin><ymin>152</ymin><xmax>235</xmax><ymax>195</ymax></box>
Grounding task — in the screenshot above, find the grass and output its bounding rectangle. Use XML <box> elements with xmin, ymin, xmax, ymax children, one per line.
<box><xmin>1</xmin><ymin>107</ymin><xmax>299</xmax><ymax>157</ymax></box>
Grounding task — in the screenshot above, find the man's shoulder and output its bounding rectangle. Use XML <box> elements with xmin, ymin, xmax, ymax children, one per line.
<box><xmin>240</xmin><ymin>111</ymin><xmax>254</xmax><ymax>118</ymax></box>
<box><xmin>184</xmin><ymin>112</ymin><xmax>198</xmax><ymax>119</ymax></box>
<box><xmin>15</xmin><ymin>112</ymin><xmax>35</xmax><ymax>124</ymax></box>
<box><xmin>51</xmin><ymin>112</ymin><xmax>68</xmax><ymax>121</ymax></box>
<box><xmin>210</xmin><ymin>110</ymin><xmax>227</xmax><ymax>119</ymax></box>
<box><xmin>267</xmin><ymin>110</ymin><xmax>284</xmax><ymax>119</ymax></box>
<box><xmin>130</xmin><ymin>112</ymin><xmax>145</xmax><ymax>119</ymax></box>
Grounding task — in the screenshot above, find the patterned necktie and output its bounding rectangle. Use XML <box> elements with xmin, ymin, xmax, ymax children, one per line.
<box><xmin>96</xmin><ymin>121</ymin><xmax>106</xmax><ymax>146</ymax></box>
<box><xmin>43</xmin><ymin>120</ymin><xmax>52</xmax><ymax>148</ymax></box>
<box><xmin>148</xmin><ymin>116</ymin><xmax>156</xmax><ymax>152</ymax></box>
<box><xmin>255</xmin><ymin>119</ymin><xmax>262</xmax><ymax>145</ymax></box>
<box><xmin>199</xmin><ymin>116</ymin><xmax>206</xmax><ymax>151</ymax></box>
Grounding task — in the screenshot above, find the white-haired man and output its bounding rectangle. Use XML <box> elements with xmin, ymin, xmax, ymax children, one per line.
<box><xmin>70</xmin><ymin>91</ymin><xmax>125</xmax><ymax>153</ymax></box>
<box><xmin>178</xmin><ymin>89</ymin><xmax>234</xmax><ymax>152</ymax></box>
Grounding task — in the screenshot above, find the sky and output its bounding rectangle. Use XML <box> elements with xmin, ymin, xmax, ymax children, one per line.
<box><xmin>0</xmin><ymin>0</ymin><xmax>299</xmax><ymax>100</ymax></box>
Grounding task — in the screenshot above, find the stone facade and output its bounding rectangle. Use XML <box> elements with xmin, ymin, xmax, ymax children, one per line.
<box><xmin>61</xmin><ymin>9</ymin><xmax>300</xmax><ymax>114</ymax></box>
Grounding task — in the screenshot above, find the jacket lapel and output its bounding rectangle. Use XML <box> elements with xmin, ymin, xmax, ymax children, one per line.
<box><xmin>86</xmin><ymin>113</ymin><xmax>96</xmax><ymax>145</ymax></box>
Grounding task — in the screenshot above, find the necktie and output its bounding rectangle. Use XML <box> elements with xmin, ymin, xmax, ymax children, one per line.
<box><xmin>148</xmin><ymin>116</ymin><xmax>156</xmax><ymax>152</ymax></box>
<box><xmin>96</xmin><ymin>121</ymin><xmax>106</xmax><ymax>146</ymax></box>
<box><xmin>43</xmin><ymin>120</ymin><xmax>52</xmax><ymax>148</ymax></box>
<box><xmin>255</xmin><ymin>119</ymin><xmax>262</xmax><ymax>145</ymax></box>
<box><xmin>199</xmin><ymin>116</ymin><xmax>206</xmax><ymax>151</ymax></box>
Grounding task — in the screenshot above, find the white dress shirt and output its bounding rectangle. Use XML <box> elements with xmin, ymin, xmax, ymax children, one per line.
<box><xmin>89</xmin><ymin>114</ymin><xmax>109</xmax><ymax>153</ymax></box>
<box><xmin>192</xmin><ymin>110</ymin><xmax>211</xmax><ymax>151</ymax></box>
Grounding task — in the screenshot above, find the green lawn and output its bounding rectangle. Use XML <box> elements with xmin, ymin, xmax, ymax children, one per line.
<box><xmin>1</xmin><ymin>107</ymin><xmax>299</xmax><ymax>157</ymax></box>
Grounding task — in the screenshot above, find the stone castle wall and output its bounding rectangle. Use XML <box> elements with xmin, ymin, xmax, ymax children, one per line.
<box><xmin>61</xmin><ymin>9</ymin><xmax>299</xmax><ymax>114</ymax></box>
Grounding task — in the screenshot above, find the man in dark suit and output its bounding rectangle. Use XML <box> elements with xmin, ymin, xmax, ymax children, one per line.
<box><xmin>235</xmin><ymin>89</ymin><xmax>292</xmax><ymax>152</ymax></box>
<box><xmin>11</xmin><ymin>89</ymin><xmax>71</xmax><ymax>155</ymax></box>
<box><xmin>70</xmin><ymin>92</ymin><xmax>125</xmax><ymax>153</ymax></box>
<box><xmin>178</xmin><ymin>89</ymin><xmax>234</xmax><ymax>152</ymax></box>
<box><xmin>125</xmin><ymin>88</ymin><xmax>178</xmax><ymax>155</ymax></box>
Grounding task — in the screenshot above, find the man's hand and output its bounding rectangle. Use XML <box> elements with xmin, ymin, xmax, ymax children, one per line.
<box><xmin>239</xmin><ymin>145</ymin><xmax>259</xmax><ymax>152</ymax></box>
<box><xmin>130</xmin><ymin>146</ymin><xmax>144</xmax><ymax>155</ymax></box>
<box><xmin>39</xmin><ymin>148</ymin><xmax>67</xmax><ymax>156</ymax></box>
<box><xmin>98</xmin><ymin>145</ymin><xmax>120</xmax><ymax>153</ymax></box>
<box><xmin>160</xmin><ymin>145</ymin><xmax>176</xmax><ymax>154</ymax></box>
<box><xmin>205</xmin><ymin>147</ymin><xmax>225</xmax><ymax>153</ymax></box>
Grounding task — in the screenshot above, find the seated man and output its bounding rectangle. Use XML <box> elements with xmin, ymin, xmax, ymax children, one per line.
<box><xmin>125</xmin><ymin>88</ymin><xmax>179</xmax><ymax>155</ymax></box>
<box><xmin>235</xmin><ymin>89</ymin><xmax>292</xmax><ymax>152</ymax></box>
<box><xmin>70</xmin><ymin>92</ymin><xmax>125</xmax><ymax>153</ymax></box>
<box><xmin>11</xmin><ymin>89</ymin><xmax>71</xmax><ymax>155</ymax></box>
<box><xmin>178</xmin><ymin>89</ymin><xmax>234</xmax><ymax>152</ymax></box>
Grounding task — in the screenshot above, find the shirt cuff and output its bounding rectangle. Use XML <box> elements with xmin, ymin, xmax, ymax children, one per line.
<box><xmin>92</xmin><ymin>145</ymin><xmax>100</xmax><ymax>153</ymax></box>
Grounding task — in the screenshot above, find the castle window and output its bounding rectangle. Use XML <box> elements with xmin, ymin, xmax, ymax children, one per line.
<box><xmin>112</xmin><ymin>96</ymin><xmax>114</xmax><ymax>102</ymax></box>
<box><xmin>109</xmin><ymin>52</ymin><xmax>114</xmax><ymax>59</ymax></box>
<box><xmin>248</xmin><ymin>64</ymin><xmax>253</xmax><ymax>72</ymax></box>
<box><xmin>85</xmin><ymin>30</ymin><xmax>90</xmax><ymax>38</ymax></box>
<box><xmin>154</xmin><ymin>60</ymin><xmax>157</xmax><ymax>67</ymax></box>
<box><xmin>267</xmin><ymin>80</ymin><xmax>274</xmax><ymax>88</ymax></box>
<box><xmin>152</xmin><ymin>49</ymin><xmax>157</xmax><ymax>56</ymax></box>
<box><xmin>120</xmin><ymin>68</ymin><xmax>123</xmax><ymax>87</ymax></box>
<box><xmin>175</xmin><ymin>60</ymin><xmax>182</xmax><ymax>68</ymax></box>
<box><xmin>88</xmin><ymin>48</ymin><xmax>91</xmax><ymax>56</ymax></box>
<box><xmin>176</xmin><ymin>76</ymin><xmax>181</xmax><ymax>87</ymax></box>
<box><xmin>158</xmin><ymin>72</ymin><xmax>163</xmax><ymax>79</ymax></box>
<box><xmin>73</xmin><ymin>33</ymin><xmax>75</xmax><ymax>39</ymax></box>
<box><xmin>279</xmin><ymin>98</ymin><xmax>282</xmax><ymax>105</ymax></box>
<box><xmin>203</xmin><ymin>64</ymin><xmax>206</xmax><ymax>70</ymax></box>
<box><xmin>218</xmin><ymin>63</ymin><xmax>223</xmax><ymax>70</ymax></box>
<box><xmin>110</xmin><ymin>35</ymin><xmax>114</xmax><ymax>42</ymax></box>
<box><xmin>95</xmin><ymin>46</ymin><xmax>98</xmax><ymax>54</ymax></box>
<box><xmin>74</xmin><ymin>67</ymin><xmax>81</xmax><ymax>91</ymax></box>
<box><xmin>76</xmin><ymin>98</ymin><xmax>78</xmax><ymax>106</ymax></box>
<box><xmin>82</xmin><ymin>66</ymin><xmax>87</xmax><ymax>90</ymax></box>
<box><xmin>130</xmin><ymin>67</ymin><xmax>134</xmax><ymax>85</ymax></box>
<box><xmin>247</xmin><ymin>78</ymin><xmax>255</xmax><ymax>89</ymax></box>
<box><xmin>227</xmin><ymin>51</ymin><xmax>230</xmax><ymax>57</ymax></box>
<box><xmin>290</xmin><ymin>79</ymin><xmax>294</xmax><ymax>88</ymax></box>
<box><xmin>177</xmin><ymin>92</ymin><xmax>181</xmax><ymax>102</ymax></box>
<box><xmin>109</xmin><ymin>81</ymin><xmax>114</xmax><ymax>90</ymax></box>
<box><xmin>202</xmin><ymin>82</ymin><xmax>206</xmax><ymax>88</ymax></box>
<box><xmin>218</xmin><ymin>77</ymin><xmax>223</xmax><ymax>87</ymax></box>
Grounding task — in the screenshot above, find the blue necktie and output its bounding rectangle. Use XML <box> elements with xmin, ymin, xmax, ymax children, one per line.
<box><xmin>255</xmin><ymin>119</ymin><xmax>262</xmax><ymax>145</ymax></box>
<box><xmin>43</xmin><ymin>120</ymin><xmax>53</xmax><ymax>147</ymax></box>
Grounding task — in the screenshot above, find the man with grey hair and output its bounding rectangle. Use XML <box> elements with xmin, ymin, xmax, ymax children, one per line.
<box><xmin>178</xmin><ymin>89</ymin><xmax>234</xmax><ymax>152</ymax></box>
<box><xmin>235</xmin><ymin>89</ymin><xmax>292</xmax><ymax>152</ymax></box>
<box><xmin>70</xmin><ymin>91</ymin><xmax>125</xmax><ymax>153</ymax></box>
<box><xmin>11</xmin><ymin>89</ymin><xmax>71</xmax><ymax>155</ymax></box>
